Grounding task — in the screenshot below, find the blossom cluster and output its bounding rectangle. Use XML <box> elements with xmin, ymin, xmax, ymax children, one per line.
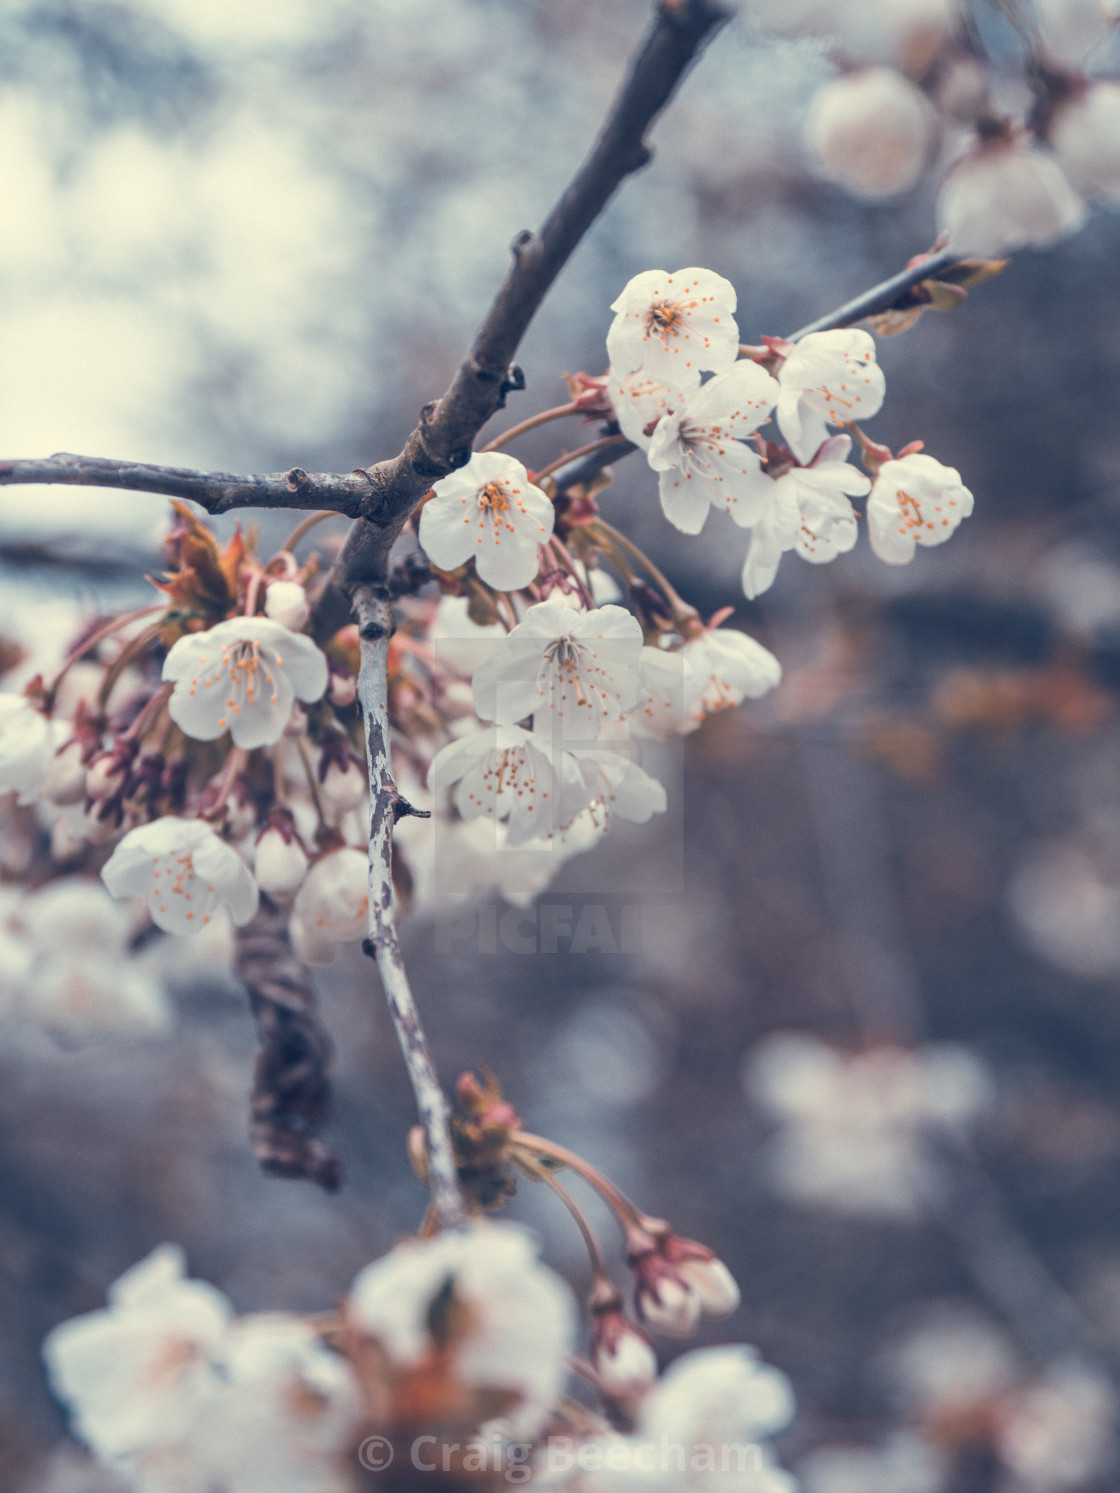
<box><xmin>756</xmin><ymin>0</ymin><xmax>1120</xmax><ymax>258</ymax></box>
<box><xmin>800</xmin><ymin>1308</ymin><xmax>1116</xmax><ymax>1493</ymax></box>
<box><xmin>44</xmin><ymin>1223</ymin><xmax>798</xmax><ymax>1493</ymax></box>
<box><xmin>604</xmin><ymin>268</ymin><xmax>974</xmax><ymax>599</ymax></box>
<box><xmin>745</xmin><ymin>1033</ymin><xmax>992</xmax><ymax>1217</ymax></box>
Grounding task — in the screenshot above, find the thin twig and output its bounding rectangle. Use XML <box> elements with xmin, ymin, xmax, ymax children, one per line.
<box><xmin>353</xmin><ymin>584</ymin><xmax>467</xmax><ymax>1229</ymax></box>
<box><xmin>787</xmin><ymin>249</ymin><xmax>960</xmax><ymax>341</ymax></box>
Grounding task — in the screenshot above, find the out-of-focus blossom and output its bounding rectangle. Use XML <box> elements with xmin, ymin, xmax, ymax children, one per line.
<box><xmin>348</xmin><ymin>1222</ymin><xmax>575</xmax><ymax>1438</ymax></box>
<box><xmin>289</xmin><ymin>847</ymin><xmax>368</xmax><ymax>965</ymax></box>
<box><xmin>936</xmin><ymin>137</ymin><xmax>1086</xmax><ymax>257</ymax></box>
<box><xmin>199</xmin><ymin>1313</ymin><xmax>362</xmax><ymax>1493</ymax></box>
<box><xmin>746</xmin><ymin>1034</ymin><xmax>992</xmax><ymax>1217</ymax></box>
<box><xmin>1037</xmin><ymin>0</ymin><xmax>1120</xmax><ymax>65</ymax></box>
<box><xmin>1007</xmin><ymin>841</ymin><xmax>1120</xmax><ymax>978</ymax></box>
<box><xmin>163</xmin><ymin>616</ymin><xmax>328</xmax><ymax>750</ymax></box>
<box><xmin>646</xmin><ymin>361</ymin><xmax>779</xmax><ymax>534</ymax></box>
<box><xmin>607</xmin><ymin>268</ymin><xmax>740</xmax><ymax>385</ymax></box>
<box><xmin>682</xmin><ymin>626</ymin><xmax>782</xmax><ymax>720</ymax></box>
<box><xmin>0</xmin><ymin>695</ymin><xmax>66</xmax><ymax>805</ymax></box>
<box><xmin>881</xmin><ymin>1308</ymin><xmax>1018</xmax><ymax>1417</ymax></box>
<box><xmin>799</xmin><ymin>1432</ymin><xmax>948</xmax><ymax>1493</ymax></box>
<box><xmin>805</xmin><ymin>68</ymin><xmax>936</xmax><ymax>198</ymax></box>
<box><xmin>590</xmin><ymin>1304</ymin><xmax>658</xmax><ymax>1401</ymax></box>
<box><xmin>775</xmin><ymin>330</ymin><xmax>886</xmax><ymax>465</ymax></box>
<box><xmin>431</xmin><ymin>593</ymin><xmax>506</xmax><ymax>677</ymax></box>
<box><xmin>997</xmin><ymin>1359</ymin><xmax>1117</xmax><ymax>1490</ymax></box>
<box><xmin>43</xmin><ymin>1244</ymin><xmax>231</xmax><ymax>1468</ymax></box>
<box><xmin>753</xmin><ymin>0</ymin><xmax>961</xmax><ymax>72</ymax></box>
<box><xmin>1050</xmin><ymin>83</ymin><xmax>1120</xmax><ymax>203</ymax></box>
<box><xmin>867</xmin><ymin>452</ymin><xmax>974</xmax><ymax>565</ymax></box>
<box><xmin>607</xmin><ymin>367</ymin><xmax>696</xmax><ymax>452</ymax></box>
<box><xmin>263</xmin><ymin>579</ymin><xmax>311</xmax><ymax>633</ymax></box>
<box><xmin>471</xmin><ymin>598</ymin><xmax>644</xmax><ymax>745</ymax></box>
<box><xmin>101</xmin><ymin>816</ymin><xmax>259</xmax><ymax>935</ymax></box>
<box><xmin>419</xmin><ymin>451</ymin><xmax>555</xmax><ymax>592</ymax></box>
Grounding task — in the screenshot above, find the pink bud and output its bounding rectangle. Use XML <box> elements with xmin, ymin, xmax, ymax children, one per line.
<box><xmin>254</xmin><ymin>827</ymin><xmax>309</xmax><ymax>904</ymax></box>
<box><xmin>328</xmin><ymin>671</ymin><xmax>357</xmax><ymax>707</ymax></box>
<box><xmin>590</xmin><ymin>1306</ymin><xmax>658</xmax><ymax>1399</ymax></box>
<box><xmin>677</xmin><ymin>1256</ymin><xmax>740</xmax><ymax>1318</ymax></box>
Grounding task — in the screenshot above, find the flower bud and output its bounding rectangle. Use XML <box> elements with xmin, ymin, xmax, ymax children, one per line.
<box><xmin>318</xmin><ymin>745</ymin><xmax>366</xmax><ymax>816</ymax></box>
<box><xmin>254</xmin><ymin>821</ymin><xmax>309</xmax><ymax>905</ymax></box>
<box><xmin>677</xmin><ymin>1256</ymin><xmax>741</xmax><ymax>1318</ymax></box>
<box><xmin>85</xmin><ymin>737</ymin><xmax>138</xmax><ymax>802</ymax></box>
<box><xmin>805</xmin><ymin>67</ymin><xmax>935</xmax><ymax>198</ymax></box>
<box><xmin>630</xmin><ymin>1249</ymin><xmax>701</xmax><ymax>1339</ymax></box>
<box><xmin>264</xmin><ymin>578</ymin><xmax>310</xmax><ymax>632</ymax></box>
<box><xmin>328</xmin><ymin>669</ymin><xmax>357</xmax><ymax>707</ymax></box>
<box><xmin>42</xmin><ymin>740</ymin><xmax>88</xmax><ymax>806</ymax></box>
<box><xmin>590</xmin><ymin>1295</ymin><xmax>658</xmax><ymax>1401</ymax></box>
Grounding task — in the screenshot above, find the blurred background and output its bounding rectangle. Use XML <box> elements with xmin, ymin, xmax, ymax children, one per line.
<box><xmin>2</xmin><ymin>1</ymin><xmax>1120</xmax><ymax>1489</ymax></box>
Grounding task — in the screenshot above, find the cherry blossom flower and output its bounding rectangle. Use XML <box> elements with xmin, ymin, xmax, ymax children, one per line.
<box><xmin>646</xmin><ymin>361</ymin><xmax>781</xmax><ymax>534</ymax></box>
<box><xmin>101</xmin><ymin>816</ymin><xmax>259</xmax><ymax>935</ymax></box>
<box><xmin>805</xmin><ymin>68</ymin><xmax>936</xmax><ymax>198</ymax></box>
<box><xmin>607</xmin><ymin>267</ymin><xmax>740</xmax><ymax>385</ymax></box>
<box><xmin>1036</xmin><ymin>0</ymin><xmax>1119</xmax><ymax>65</ymax></box>
<box><xmin>431</xmin><ymin>593</ymin><xmax>506</xmax><ymax>676</ymax></box>
<box><xmin>471</xmin><ymin>598</ymin><xmax>644</xmax><ymax>746</ymax></box>
<box><xmin>288</xmin><ymin>846</ymin><xmax>369</xmax><ymax>965</ymax></box>
<box><xmin>629</xmin><ymin>646</ymin><xmax>694</xmax><ymax>738</ymax></box>
<box><xmin>163</xmin><ymin>616</ymin><xmax>329</xmax><ymax>750</ymax></box>
<box><xmin>682</xmin><ymin>626</ymin><xmax>782</xmax><ymax>721</ymax></box>
<box><xmin>775</xmin><ymin>329</ymin><xmax>886</xmax><ymax>464</ymax></box>
<box><xmin>867</xmin><ymin>451</ymin><xmax>974</xmax><ymax>565</ymax></box>
<box><xmin>799</xmin><ymin>1432</ymin><xmax>948</xmax><ymax>1493</ymax></box>
<box><xmin>198</xmin><ymin>1313</ymin><xmax>362</xmax><ymax>1493</ymax></box>
<box><xmin>1050</xmin><ymin>82</ymin><xmax>1120</xmax><ymax>203</ymax></box>
<box><xmin>263</xmin><ymin>578</ymin><xmax>311</xmax><ymax>632</ymax></box>
<box><xmin>936</xmin><ymin>137</ymin><xmax>1086</xmax><ymax>257</ymax></box>
<box><xmin>590</xmin><ymin>1304</ymin><xmax>658</xmax><ymax>1401</ymax></box>
<box><xmin>348</xmin><ymin>1222</ymin><xmax>575</xmax><ymax>1438</ymax></box>
<box><xmin>42</xmin><ymin>1244</ymin><xmax>231</xmax><ymax>1468</ymax></box>
<box><xmin>997</xmin><ymin>1361</ymin><xmax>1116</xmax><ymax>1490</ymax></box>
<box><xmin>607</xmin><ymin>366</ymin><xmax>696</xmax><ymax>451</ymax></box>
<box><xmin>429</xmin><ymin>723</ymin><xmax>573</xmax><ymax>846</ymax></box>
<box><xmin>0</xmin><ymin>695</ymin><xmax>66</xmax><ymax>805</ymax></box>
<box><xmin>419</xmin><ymin>450</ymin><xmax>555</xmax><ymax>591</ymax></box>
<box><xmin>746</xmin><ymin>1033</ymin><xmax>992</xmax><ymax>1217</ymax></box>
<box><xmin>741</xmin><ymin>439</ymin><xmax>872</xmax><ymax>598</ymax></box>
<box><xmin>565</xmin><ymin>740</ymin><xmax>668</xmax><ymax>827</ymax></box>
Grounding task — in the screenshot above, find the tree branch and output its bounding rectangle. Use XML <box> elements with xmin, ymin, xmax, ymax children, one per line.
<box><xmin>236</xmin><ymin>906</ymin><xmax>344</xmax><ymax>1192</ymax></box>
<box><xmin>0</xmin><ymin>453</ymin><xmax>372</xmax><ymax>516</ymax></box>
<box><xmin>787</xmin><ymin>248</ymin><xmax>960</xmax><ymax>341</ymax></box>
<box><xmin>353</xmin><ymin>584</ymin><xmax>466</xmax><ymax>1230</ymax></box>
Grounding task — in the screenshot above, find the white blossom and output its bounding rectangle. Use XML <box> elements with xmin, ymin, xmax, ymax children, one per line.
<box><xmin>471</xmin><ymin>598</ymin><xmax>644</xmax><ymax>747</ymax></box>
<box><xmin>682</xmin><ymin>627</ymin><xmax>782</xmax><ymax>721</ymax></box>
<box><xmin>645</xmin><ymin>1346</ymin><xmax>795</xmax><ymax>1448</ymax></box>
<box><xmin>805</xmin><ymin>68</ymin><xmax>935</xmax><ymax>198</ymax></box>
<box><xmin>102</xmin><ymin>817</ymin><xmax>259</xmax><ymax>935</ymax></box>
<box><xmin>163</xmin><ymin>616</ymin><xmax>329</xmax><ymax>750</ymax></box>
<box><xmin>565</xmin><ymin>741</ymin><xmax>668</xmax><ymax>827</ymax></box>
<box><xmin>883</xmin><ymin>1311</ymin><xmax>1019</xmax><ymax>1416</ymax></box>
<box><xmin>348</xmin><ymin>1222</ymin><xmax>575</xmax><ymax>1439</ymax></box>
<box><xmin>998</xmin><ymin>1360</ymin><xmax>1116</xmax><ymax>1490</ymax></box>
<box><xmin>0</xmin><ymin>695</ymin><xmax>67</xmax><ymax>805</ymax></box>
<box><xmin>198</xmin><ymin>1313</ymin><xmax>362</xmax><ymax>1493</ymax></box>
<box><xmin>430</xmin><ymin>723</ymin><xmax>573</xmax><ymax>846</ymax></box>
<box><xmin>799</xmin><ymin>1433</ymin><xmax>948</xmax><ymax>1493</ymax></box>
<box><xmin>775</xmin><ymin>329</ymin><xmax>885</xmax><ymax>465</ymax></box>
<box><xmin>629</xmin><ymin>646</ymin><xmax>694</xmax><ymax>738</ymax></box>
<box><xmin>607</xmin><ymin>268</ymin><xmax>740</xmax><ymax>385</ymax></box>
<box><xmin>42</xmin><ymin>1244</ymin><xmax>231</xmax><ymax>1468</ymax></box>
<box><xmin>419</xmin><ymin>450</ymin><xmax>555</xmax><ymax>591</ymax></box>
<box><xmin>431</xmin><ymin>593</ymin><xmax>506</xmax><ymax>676</ymax></box>
<box><xmin>263</xmin><ymin>579</ymin><xmax>311</xmax><ymax>633</ymax></box>
<box><xmin>289</xmin><ymin>847</ymin><xmax>369</xmax><ymax>965</ymax></box>
<box><xmin>253</xmin><ymin>827</ymin><xmax>309</xmax><ymax>904</ymax></box>
<box><xmin>936</xmin><ymin>137</ymin><xmax>1086</xmax><ymax>257</ymax></box>
<box><xmin>1036</xmin><ymin>0</ymin><xmax>1119</xmax><ymax>65</ymax></box>
<box><xmin>1050</xmin><ymin>82</ymin><xmax>1120</xmax><ymax>203</ymax></box>
<box><xmin>646</xmin><ymin>362</ymin><xmax>780</xmax><ymax>534</ymax></box>
<box><xmin>747</xmin><ymin>1033</ymin><xmax>992</xmax><ymax>1217</ymax></box>
<box><xmin>742</xmin><ymin>440</ymin><xmax>871</xmax><ymax>598</ymax></box>
<box><xmin>607</xmin><ymin>367</ymin><xmax>696</xmax><ymax>451</ymax></box>
<box><xmin>867</xmin><ymin>451</ymin><xmax>973</xmax><ymax>564</ymax></box>
<box><xmin>317</xmin><ymin>753</ymin><xmax>367</xmax><ymax>818</ymax></box>
<box><xmin>591</xmin><ymin>1318</ymin><xmax>659</xmax><ymax>1401</ymax></box>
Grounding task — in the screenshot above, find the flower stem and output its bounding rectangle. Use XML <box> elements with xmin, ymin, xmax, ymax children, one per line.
<box><xmin>354</xmin><ymin>585</ymin><xmax>467</xmax><ymax>1230</ymax></box>
<box><xmin>591</xmin><ymin>520</ymin><xmax>697</xmax><ymax>626</ymax></box>
<box><xmin>482</xmin><ymin>403</ymin><xmax>580</xmax><ymax>453</ymax></box>
<box><xmin>45</xmin><ymin>605</ymin><xmax>163</xmax><ymax>711</ymax></box>
<box><xmin>281</xmin><ymin>509</ymin><xmax>340</xmax><ymax>554</ymax></box>
<box><xmin>513</xmin><ymin>1130</ymin><xmax>652</xmax><ymax>1243</ymax></box>
<box><xmin>535</xmin><ymin>434</ymin><xmax>627</xmax><ymax>482</ymax></box>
